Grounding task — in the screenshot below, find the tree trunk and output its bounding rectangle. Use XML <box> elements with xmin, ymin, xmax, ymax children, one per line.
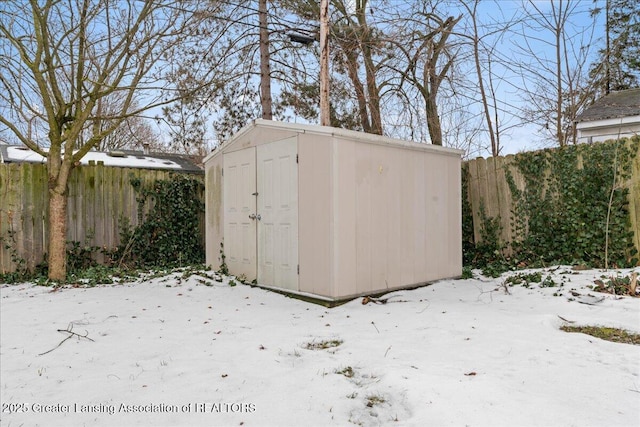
<box><xmin>363</xmin><ymin>53</ymin><xmax>382</xmax><ymax>135</ymax></box>
<box><xmin>356</xmin><ymin>1</ymin><xmax>382</xmax><ymax>135</ymax></box>
<box><xmin>468</xmin><ymin>1</ymin><xmax>498</xmax><ymax>156</ymax></box>
<box><xmin>425</xmin><ymin>95</ymin><xmax>443</xmax><ymax>146</ymax></box>
<box><xmin>47</xmin><ymin>151</ymin><xmax>72</xmax><ymax>281</ymax></box>
<box><xmin>48</xmin><ymin>188</ymin><xmax>68</xmax><ymax>281</ymax></box>
<box><xmin>343</xmin><ymin>48</ymin><xmax>372</xmax><ymax>132</ymax></box>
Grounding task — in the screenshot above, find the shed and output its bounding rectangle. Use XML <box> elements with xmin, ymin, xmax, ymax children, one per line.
<box><xmin>203</xmin><ymin>119</ymin><xmax>463</xmax><ymax>302</ymax></box>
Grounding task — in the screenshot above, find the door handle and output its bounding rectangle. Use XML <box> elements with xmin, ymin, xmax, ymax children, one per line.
<box><xmin>249</xmin><ymin>213</ymin><xmax>256</xmax><ymax>220</ymax></box>
<box><xmin>256</xmin><ymin>214</ymin><xmax>261</xmax><ymax>221</ymax></box>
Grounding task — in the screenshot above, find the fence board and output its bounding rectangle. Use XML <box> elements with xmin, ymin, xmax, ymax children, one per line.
<box><xmin>631</xmin><ymin>147</ymin><xmax>640</xmax><ymax>257</ymax></box>
<box><xmin>495</xmin><ymin>156</ymin><xmax>513</xmax><ymax>244</ymax></box>
<box><xmin>467</xmin><ymin>157</ymin><xmax>485</xmax><ymax>243</ymax></box>
<box><xmin>1</xmin><ymin>165</ymin><xmax>24</xmax><ymax>273</ymax></box>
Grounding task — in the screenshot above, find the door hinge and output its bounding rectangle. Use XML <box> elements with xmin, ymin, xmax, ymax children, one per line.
<box><xmin>296</xmin><ymin>154</ymin><xmax>298</xmax><ymax>163</ymax></box>
<box><xmin>297</xmin><ymin>264</ymin><xmax>299</xmax><ymax>275</ymax></box>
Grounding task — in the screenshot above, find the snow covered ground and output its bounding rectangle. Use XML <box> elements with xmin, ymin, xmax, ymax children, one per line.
<box><xmin>1</xmin><ymin>266</ymin><xmax>639</xmax><ymax>427</ymax></box>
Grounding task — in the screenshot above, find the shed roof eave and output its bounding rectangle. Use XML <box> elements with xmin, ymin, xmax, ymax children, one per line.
<box><xmin>203</xmin><ymin>119</ymin><xmax>464</xmax><ymax>165</ymax></box>
<box><xmin>252</xmin><ymin>119</ymin><xmax>464</xmax><ymax>156</ymax></box>
<box><xmin>203</xmin><ymin>119</ymin><xmax>260</xmax><ymax>163</ymax></box>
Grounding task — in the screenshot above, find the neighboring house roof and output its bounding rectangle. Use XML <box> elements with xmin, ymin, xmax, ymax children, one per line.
<box><xmin>576</xmin><ymin>88</ymin><xmax>640</xmax><ymax>123</ymax></box>
<box><xmin>0</xmin><ymin>144</ymin><xmax>203</xmax><ymax>173</ymax></box>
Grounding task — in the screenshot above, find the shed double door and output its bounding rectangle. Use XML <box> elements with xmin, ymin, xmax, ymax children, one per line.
<box><xmin>223</xmin><ymin>138</ymin><xmax>298</xmax><ymax>290</ymax></box>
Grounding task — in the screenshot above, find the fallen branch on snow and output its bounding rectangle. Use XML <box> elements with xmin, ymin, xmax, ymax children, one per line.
<box><xmin>38</xmin><ymin>323</ymin><xmax>94</xmax><ymax>356</ymax></box>
<box><xmin>361</xmin><ymin>295</ymin><xmax>404</xmax><ymax>305</ymax></box>
<box><xmin>557</xmin><ymin>315</ymin><xmax>575</xmax><ymax>324</ymax></box>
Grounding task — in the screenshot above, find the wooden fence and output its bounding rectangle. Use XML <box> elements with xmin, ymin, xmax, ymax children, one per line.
<box><xmin>0</xmin><ymin>162</ymin><xmax>203</xmax><ymax>274</ymax></box>
<box><xmin>4</xmin><ymin>143</ymin><xmax>639</xmax><ymax>275</ymax></box>
<box><xmin>465</xmin><ymin>142</ymin><xmax>640</xmax><ymax>259</ymax></box>
<box><xmin>466</xmin><ymin>155</ymin><xmax>521</xmax><ymax>247</ymax></box>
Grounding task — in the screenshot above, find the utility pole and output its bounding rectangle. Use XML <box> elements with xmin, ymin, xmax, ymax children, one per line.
<box><xmin>319</xmin><ymin>0</ymin><xmax>330</xmax><ymax>126</ymax></box>
<box><xmin>259</xmin><ymin>0</ymin><xmax>273</xmax><ymax>119</ymax></box>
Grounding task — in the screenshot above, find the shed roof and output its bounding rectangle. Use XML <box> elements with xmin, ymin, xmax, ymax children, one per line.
<box><xmin>576</xmin><ymin>88</ymin><xmax>640</xmax><ymax>122</ymax></box>
<box><xmin>0</xmin><ymin>144</ymin><xmax>203</xmax><ymax>173</ymax></box>
<box><xmin>204</xmin><ymin>119</ymin><xmax>463</xmax><ymax>163</ymax></box>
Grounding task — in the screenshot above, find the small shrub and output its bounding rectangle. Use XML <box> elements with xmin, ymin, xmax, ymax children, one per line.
<box><xmin>505</xmin><ymin>271</ymin><xmax>543</xmax><ymax>287</ymax></box>
<box><xmin>218</xmin><ymin>242</ymin><xmax>229</xmax><ymax>275</ymax></box>
<box><xmin>0</xmin><ymin>227</ymin><xmax>28</xmax><ymax>282</ymax></box>
<box><xmin>461</xmin><ymin>266</ymin><xmax>473</xmax><ymax>279</ymax></box>
<box><xmin>540</xmin><ymin>275</ymin><xmax>557</xmax><ymax>288</ymax></box>
<box><xmin>66</xmin><ymin>232</ymin><xmax>100</xmax><ymax>273</ymax></box>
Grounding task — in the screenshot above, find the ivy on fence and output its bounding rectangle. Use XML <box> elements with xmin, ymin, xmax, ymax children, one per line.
<box><xmin>108</xmin><ymin>174</ymin><xmax>205</xmax><ymax>268</ymax></box>
<box><xmin>463</xmin><ymin>138</ymin><xmax>639</xmax><ymax>273</ymax></box>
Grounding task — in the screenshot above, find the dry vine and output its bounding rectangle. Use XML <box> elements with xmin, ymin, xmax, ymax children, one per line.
<box><xmin>39</xmin><ymin>323</ymin><xmax>94</xmax><ymax>356</ymax></box>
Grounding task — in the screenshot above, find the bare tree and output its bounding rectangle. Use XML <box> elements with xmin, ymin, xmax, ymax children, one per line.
<box><xmin>164</xmin><ymin>0</ymin><xmax>325</xmax><ymax>144</ymax></box>
<box><xmin>0</xmin><ymin>0</ymin><xmax>215</xmax><ymax>280</ymax></box>
<box><xmin>98</xmin><ymin>116</ymin><xmax>158</xmax><ymax>152</ymax></box>
<box><xmin>390</xmin><ymin>3</ymin><xmax>461</xmax><ymax>146</ymax></box>
<box><xmin>331</xmin><ymin>0</ymin><xmax>387</xmax><ymax>135</ymax></box>
<box><xmin>279</xmin><ymin>0</ymin><xmax>469</xmax><ymax>145</ymax></box>
<box><xmin>161</xmin><ymin>96</ymin><xmax>209</xmax><ymax>155</ymax></box>
<box><xmin>516</xmin><ymin>0</ymin><xmax>598</xmax><ymax>146</ymax></box>
<box><xmin>82</xmin><ymin>94</ymin><xmax>158</xmax><ymax>152</ymax></box>
<box><xmin>456</xmin><ymin>0</ymin><xmax>514</xmax><ymax>156</ymax></box>
<box><xmin>279</xmin><ymin>0</ymin><xmax>390</xmax><ymax>134</ymax></box>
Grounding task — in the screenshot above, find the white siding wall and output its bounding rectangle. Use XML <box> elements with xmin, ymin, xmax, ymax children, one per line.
<box><xmin>576</xmin><ymin>116</ymin><xmax>640</xmax><ymax>144</ymax></box>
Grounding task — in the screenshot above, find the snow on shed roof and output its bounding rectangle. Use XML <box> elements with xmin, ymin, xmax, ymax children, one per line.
<box><xmin>0</xmin><ymin>145</ymin><xmax>202</xmax><ymax>173</ymax></box>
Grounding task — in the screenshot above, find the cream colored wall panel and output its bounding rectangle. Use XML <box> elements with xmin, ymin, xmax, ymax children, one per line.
<box><xmin>257</xmin><ymin>137</ymin><xmax>298</xmax><ymax>291</ymax></box>
<box><xmin>369</xmin><ymin>144</ymin><xmax>390</xmax><ymax>293</ymax></box>
<box><xmin>298</xmin><ymin>134</ymin><xmax>332</xmax><ymax>297</ymax></box>
<box><xmin>332</xmin><ymin>137</ymin><xmax>358</xmax><ymax>297</ymax></box>
<box><xmin>446</xmin><ymin>156</ymin><xmax>463</xmax><ymax>276</ymax></box>
<box><xmin>355</xmin><ymin>143</ymin><xmax>373</xmax><ymax>294</ymax></box>
<box><xmin>223</xmin><ymin>147</ymin><xmax>257</xmax><ymax>281</ymax></box>
<box><xmin>411</xmin><ymin>153</ymin><xmax>428</xmax><ymax>281</ymax></box>
<box><xmin>205</xmin><ymin>155</ymin><xmax>223</xmax><ymax>269</ymax></box>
